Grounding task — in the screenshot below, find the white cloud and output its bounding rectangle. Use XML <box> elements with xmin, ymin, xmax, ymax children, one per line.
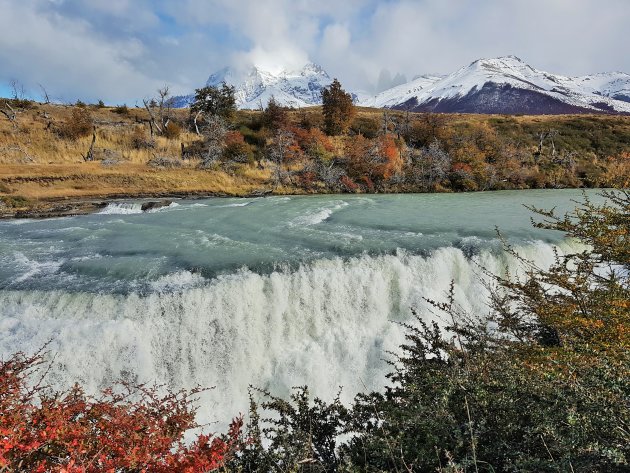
<box><xmin>0</xmin><ymin>0</ymin><xmax>167</xmax><ymax>103</ymax></box>
<box><xmin>0</xmin><ymin>0</ymin><xmax>628</xmax><ymax>101</ymax></box>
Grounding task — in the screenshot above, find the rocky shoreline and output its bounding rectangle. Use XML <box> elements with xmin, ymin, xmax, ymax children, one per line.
<box><xmin>0</xmin><ymin>190</ymin><xmax>277</xmax><ymax>219</ymax></box>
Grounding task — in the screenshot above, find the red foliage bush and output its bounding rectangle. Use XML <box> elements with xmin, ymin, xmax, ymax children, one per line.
<box><xmin>223</xmin><ymin>131</ymin><xmax>254</xmax><ymax>163</ymax></box>
<box><xmin>340</xmin><ymin>175</ymin><xmax>359</xmax><ymax>192</ymax></box>
<box><xmin>451</xmin><ymin>162</ymin><xmax>473</xmax><ymax>174</ymax></box>
<box><xmin>344</xmin><ymin>134</ymin><xmax>403</xmax><ymax>184</ymax></box>
<box><xmin>373</xmin><ymin>134</ymin><xmax>403</xmax><ymax>180</ymax></box>
<box><xmin>0</xmin><ymin>350</ymin><xmax>241</xmax><ymax>472</ymax></box>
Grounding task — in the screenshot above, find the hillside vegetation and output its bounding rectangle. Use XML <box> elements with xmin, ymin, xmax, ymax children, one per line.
<box><xmin>0</xmin><ymin>96</ymin><xmax>629</xmax><ymax>215</ymax></box>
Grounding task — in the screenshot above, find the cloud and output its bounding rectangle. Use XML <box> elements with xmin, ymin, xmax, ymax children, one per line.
<box><xmin>0</xmin><ymin>0</ymin><xmax>628</xmax><ymax>102</ymax></box>
<box><xmin>0</xmin><ymin>0</ymin><xmax>166</xmax><ymax>103</ymax></box>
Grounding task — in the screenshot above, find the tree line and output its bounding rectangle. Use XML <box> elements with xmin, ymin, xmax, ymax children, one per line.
<box><xmin>182</xmin><ymin>79</ymin><xmax>629</xmax><ymax>192</ymax></box>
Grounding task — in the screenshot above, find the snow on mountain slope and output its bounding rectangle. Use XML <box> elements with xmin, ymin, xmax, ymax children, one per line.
<box><xmin>571</xmin><ymin>72</ymin><xmax>630</xmax><ymax>103</ymax></box>
<box><xmin>172</xmin><ymin>56</ymin><xmax>629</xmax><ymax>114</ymax></box>
<box><xmin>204</xmin><ymin>63</ymin><xmax>333</xmax><ymax>109</ymax></box>
<box><xmin>360</xmin><ymin>75</ymin><xmax>443</xmax><ymax>108</ymax></box>
<box><xmin>361</xmin><ymin>56</ymin><xmax>630</xmax><ymax>114</ymax></box>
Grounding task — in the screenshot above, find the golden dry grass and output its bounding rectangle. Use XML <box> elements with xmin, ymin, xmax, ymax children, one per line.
<box><xmin>0</xmin><ymin>104</ymin><xmax>277</xmax><ymax>203</ymax></box>
<box><xmin>0</xmin><ymin>163</ymin><xmax>272</xmax><ymax>200</ymax></box>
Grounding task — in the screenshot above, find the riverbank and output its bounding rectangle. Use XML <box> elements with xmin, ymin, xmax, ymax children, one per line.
<box><xmin>0</xmin><ymin>162</ymin><xmax>282</xmax><ymax>218</ymax></box>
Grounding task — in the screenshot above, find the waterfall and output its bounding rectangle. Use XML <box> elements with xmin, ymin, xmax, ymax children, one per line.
<box><xmin>0</xmin><ymin>240</ymin><xmax>577</xmax><ymax>428</ymax></box>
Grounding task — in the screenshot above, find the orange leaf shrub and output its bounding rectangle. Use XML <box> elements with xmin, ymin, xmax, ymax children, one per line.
<box><xmin>0</xmin><ymin>351</ymin><xmax>241</xmax><ymax>472</ymax></box>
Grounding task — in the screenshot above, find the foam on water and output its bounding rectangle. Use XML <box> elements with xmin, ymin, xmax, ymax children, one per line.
<box><xmin>292</xmin><ymin>201</ymin><xmax>349</xmax><ymax>226</ymax></box>
<box><xmin>98</xmin><ymin>202</ymin><xmax>180</xmax><ymax>215</ymax></box>
<box><xmin>99</xmin><ymin>203</ymin><xmax>144</xmax><ymax>215</ymax></box>
<box><xmin>215</xmin><ymin>201</ymin><xmax>255</xmax><ymax>208</ymax></box>
<box><xmin>0</xmin><ymin>240</ymin><xmax>579</xmax><ymax>428</ymax></box>
<box><xmin>12</xmin><ymin>252</ymin><xmax>64</xmax><ymax>283</ymax></box>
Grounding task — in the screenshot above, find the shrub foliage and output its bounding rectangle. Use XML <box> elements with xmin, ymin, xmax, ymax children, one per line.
<box><xmin>0</xmin><ymin>350</ymin><xmax>241</xmax><ymax>472</ymax></box>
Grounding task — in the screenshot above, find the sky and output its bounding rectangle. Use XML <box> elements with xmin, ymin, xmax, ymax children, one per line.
<box><xmin>0</xmin><ymin>0</ymin><xmax>629</xmax><ymax>103</ymax></box>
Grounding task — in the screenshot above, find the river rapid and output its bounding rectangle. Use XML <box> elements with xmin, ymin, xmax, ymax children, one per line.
<box><xmin>0</xmin><ymin>190</ymin><xmax>594</xmax><ymax>427</ymax></box>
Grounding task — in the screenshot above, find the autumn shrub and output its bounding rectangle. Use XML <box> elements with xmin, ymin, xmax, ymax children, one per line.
<box><xmin>113</xmin><ymin>104</ymin><xmax>130</xmax><ymax>115</ymax></box>
<box><xmin>56</xmin><ymin>108</ymin><xmax>93</xmax><ymax>140</ymax></box>
<box><xmin>372</xmin><ymin>134</ymin><xmax>404</xmax><ymax>181</ymax></box>
<box><xmin>162</xmin><ymin>121</ymin><xmax>182</xmax><ymax>140</ymax></box>
<box><xmin>225</xmin><ymin>191</ymin><xmax>629</xmax><ymax>472</ymax></box>
<box><xmin>181</xmin><ymin>140</ymin><xmax>207</xmax><ymax>160</ymax></box>
<box><xmin>350</xmin><ymin>116</ymin><xmax>380</xmax><ymax>139</ymax></box>
<box><xmin>341</xmin><ymin>190</ymin><xmax>630</xmax><ymax>471</ymax></box>
<box><xmin>291</xmin><ymin>127</ymin><xmax>335</xmax><ymax>164</ymax></box>
<box><xmin>223</xmin><ymin>130</ymin><xmax>254</xmax><ymax>163</ymax></box>
<box><xmin>340</xmin><ymin>174</ymin><xmax>359</xmax><ymax>192</ymax></box>
<box><xmin>0</xmin><ymin>350</ymin><xmax>241</xmax><ymax>472</ymax></box>
<box><xmin>239</xmin><ymin>125</ymin><xmax>267</xmax><ymax>147</ymax></box>
<box><xmin>130</xmin><ymin>127</ymin><xmax>155</xmax><ymax>150</ymax></box>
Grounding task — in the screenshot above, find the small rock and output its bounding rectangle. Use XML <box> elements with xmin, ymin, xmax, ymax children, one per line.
<box><xmin>141</xmin><ymin>200</ymin><xmax>172</xmax><ymax>212</ymax></box>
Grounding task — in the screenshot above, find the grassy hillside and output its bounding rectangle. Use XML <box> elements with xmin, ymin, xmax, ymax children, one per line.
<box><xmin>1</xmin><ymin>99</ymin><xmax>629</xmax><ymax>216</ymax></box>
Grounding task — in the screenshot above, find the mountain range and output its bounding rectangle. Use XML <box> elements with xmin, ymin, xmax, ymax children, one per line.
<box><xmin>172</xmin><ymin>56</ymin><xmax>630</xmax><ymax>115</ymax></box>
<box><xmin>171</xmin><ymin>63</ymin><xmax>338</xmax><ymax>110</ymax></box>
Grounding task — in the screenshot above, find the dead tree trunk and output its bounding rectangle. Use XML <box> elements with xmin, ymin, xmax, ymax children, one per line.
<box><xmin>143</xmin><ymin>99</ymin><xmax>163</xmax><ymax>136</ymax></box>
<box><xmin>548</xmin><ymin>129</ymin><xmax>558</xmax><ymax>157</ymax></box>
<box><xmin>193</xmin><ymin>111</ymin><xmax>202</xmax><ymax>135</ymax></box>
<box><xmin>83</xmin><ymin>127</ymin><xmax>97</xmax><ymax>161</ymax></box>
<box><xmin>1</xmin><ymin>101</ymin><xmax>17</xmax><ymax>129</ymax></box>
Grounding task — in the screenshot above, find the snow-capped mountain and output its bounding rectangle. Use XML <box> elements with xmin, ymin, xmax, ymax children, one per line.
<box><xmin>172</xmin><ymin>56</ymin><xmax>629</xmax><ymax>114</ymax></box>
<box><xmin>360</xmin><ymin>74</ymin><xmax>444</xmax><ymax>108</ymax></box>
<box><xmin>361</xmin><ymin>56</ymin><xmax>630</xmax><ymax>114</ymax></box>
<box><xmin>172</xmin><ymin>63</ymin><xmax>334</xmax><ymax>110</ymax></box>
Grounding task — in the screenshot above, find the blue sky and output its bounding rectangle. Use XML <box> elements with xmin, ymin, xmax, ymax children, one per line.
<box><xmin>0</xmin><ymin>0</ymin><xmax>628</xmax><ymax>103</ymax></box>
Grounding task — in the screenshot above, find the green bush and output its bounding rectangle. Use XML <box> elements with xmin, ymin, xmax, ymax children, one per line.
<box><xmin>113</xmin><ymin>104</ymin><xmax>129</xmax><ymax>115</ymax></box>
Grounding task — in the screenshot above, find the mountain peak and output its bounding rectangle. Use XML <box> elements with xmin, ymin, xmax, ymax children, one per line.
<box><xmin>176</xmin><ymin>57</ymin><xmax>630</xmax><ymax>114</ymax></box>
<box><xmin>362</xmin><ymin>56</ymin><xmax>630</xmax><ymax>114</ymax></box>
<box><xmin>200</xmin><ymin>62</ymin><xmax>334</xmax><ymax>109</ymax></box>
<box><xmin>299</xmin><ymin>62</ymin><xmax>329</xmax><ymax>77</ymax></box>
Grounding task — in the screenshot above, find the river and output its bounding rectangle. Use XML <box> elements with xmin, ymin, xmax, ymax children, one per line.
<box><xmin>0</xmin><ymin>189</ymin><xmax>595</xmax><ymax>427</ymax></box>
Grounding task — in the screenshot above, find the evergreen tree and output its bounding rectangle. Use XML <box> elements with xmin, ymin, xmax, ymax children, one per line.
<box><xmin>321</xmin><ymin>79</ymin><xmax>355</xmax><ymax>136</ymax></box>
<box><xmin>262</xmin><ymin>95</ymin><xmax>288</xmax><ymax>131</ymax></box>
<box><xmin>191</xmin><ymin>82</ymin><xmax>237</xmax><ymax>120</ymax></box>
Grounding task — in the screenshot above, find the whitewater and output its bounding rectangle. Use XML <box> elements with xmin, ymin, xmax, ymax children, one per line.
<box><xmin>0</xmin><ymin>190</ymin><xmax>594</xmax><ymax>427</ymax></box>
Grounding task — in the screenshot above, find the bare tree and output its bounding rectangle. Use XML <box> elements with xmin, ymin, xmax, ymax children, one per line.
<box><xmin>267</xmin><ymin>129</ymin><xmax>296</xmax><ymax>187</ymax></box>
<box><xmin>548</xmin><ymin>129</ymin><xmax>559</xmax><ymax>157</ymax></box>
<box><xmin>535</xmin><ymin>128</ymin><xmax>559</xmax><ymax>159</ymax></box>
<box><xmin>9</xmin><ymin>79</ymin><xmax>26</xmax><ymax>101</ymax></box>
<box><xmin>38</xmin><ymin>84</ymin><xmax>51</xmax><ymax>104</ymax></box>
<box><xmin>199</xmin><ymin>115</ymin><xmax>228</xmax><ymax>167</ymax></box>
<box><xmin>382</xmin><ymin>110</ymin><xmax>391</xmax><ymax>135</ymax></box>
<box><xmin>142</xmin><ymin>86</ymin><xmax>173</xmax><ymax>137</ymax></box>
<box><xmin>412</xmin><ymin>138</ymin><xmax>451</xmax><ymax>188</ymax></box>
